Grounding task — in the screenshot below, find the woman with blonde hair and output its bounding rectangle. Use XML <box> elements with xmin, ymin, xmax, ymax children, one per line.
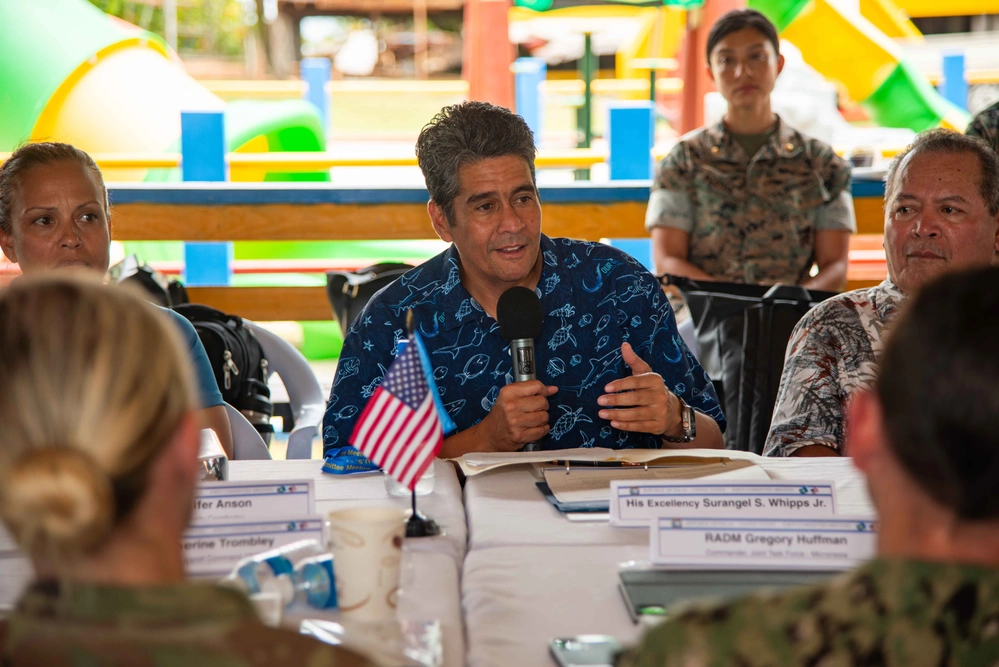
<box><xmin>0</xmin><ymin>274</ymin><xmax>371</xmax><ymax>666</ymax></box>
<box><xmin>0</xmin><ymin>141</ymin><xmax>233</xmax><ymax>458</ymax></box>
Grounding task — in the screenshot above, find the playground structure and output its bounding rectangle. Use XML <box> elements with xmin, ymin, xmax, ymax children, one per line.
<box><xmin>0</xmin><ymin>0</ymin><xmax>327</xmax><ymax>182</ymax></box>
<box><xmin>1</xmin><ymin>0</ymin><xmax>997</xmax><ymax>358</ymax></box>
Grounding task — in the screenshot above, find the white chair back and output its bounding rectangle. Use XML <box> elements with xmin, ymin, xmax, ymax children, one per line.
<box><xmin>245</xmin><ymin>321</ymin><xmax>325</xmax><ymax>459</ymax></box>
<box><xmin>225</xmin><ymin>403</ymin><xmax>272</xmax><ymax>460</ymax></box>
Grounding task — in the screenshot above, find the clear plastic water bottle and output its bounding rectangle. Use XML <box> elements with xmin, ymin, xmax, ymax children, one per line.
<box><xmin>294</xmin><ymin>554</ymin><xmax>337</xmax><ymax>609</ymax></box>
<box><xmin>228</xmin><ymin>539</ymin><xmax>323</xmax><ymax>599</ymax></box>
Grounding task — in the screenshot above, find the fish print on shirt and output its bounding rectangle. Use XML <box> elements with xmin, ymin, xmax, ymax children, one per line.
<box><xmin>360</xmin><ymin>363</ymin><xmax>389</xmax><ymax>398</ymax></box>
<box><xmin>434</xmin><ymin>324</ymin><xmax>488</xmax><ymax>359</ymax></box>
<box><xmin>331</xmin><ymin>357</ymin><xmax>359</xmax><ymax>387</ymax></box>
<box><xmin>564</xmin><ymin>348</ymin><xmax>622</xmax><ymax>397</ymax></box>
<box><xmin>457</xmin><ymin>353</ymin><xmax>490</xmax><ymax>385</ymax></box>
<box><xmin>481</xmin><ymin>385</ymin><xmax>500</xmax><ymax>412</ymax></box>
<box><xmin>441</xmin><ymin>263</ymin><xmax>461</xmax><ymax>294</ymax></box>
<box><xmin>328</xmin><ymin>405</ymin><xmax>358</xmax><ymax>421</ymax></box>
<box><xmin>323</xmin><ymin>236</ymin><xmax>724</xmax><ymax>457</ymax></box>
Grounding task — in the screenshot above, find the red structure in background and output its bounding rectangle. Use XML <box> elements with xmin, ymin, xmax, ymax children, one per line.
<box><xmin>679</xmin><ymin>0</ymin><xmax>743</xmax><ymax>133</ymax></box>
<box><xmin>463</xmin><ymin>0</ymin><xmax>516</xmax><ymax>109</ymax></box>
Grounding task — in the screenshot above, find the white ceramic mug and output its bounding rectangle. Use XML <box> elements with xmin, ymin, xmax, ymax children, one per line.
<box><xmin>326</xmin><ymin>506</ymin><xmax>407</xmax><ymax>622</ymax></box>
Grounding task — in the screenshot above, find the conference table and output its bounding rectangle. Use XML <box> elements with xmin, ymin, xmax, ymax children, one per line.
<box><xmin>227</xmin><ymin>459</ymin><xmax>468</xmax><ymax>667</ymax></box>
<box><xmin>0</xmin><ymin>454</ymin><xmax>871</xmax><ymax>666</ymax></box>
<box><xmin>460</xmin><ymin>457</ymin><xmax>874</xmax><ymax>666</ymax></box>
<box><xmin>228</xmin><ymin>453</ymin><xmax>873</xmax><ymax>667</ymax></box>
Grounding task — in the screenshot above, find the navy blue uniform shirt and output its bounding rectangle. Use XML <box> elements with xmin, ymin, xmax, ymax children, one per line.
<box><xmin>323</xmin><ymin>235</ymin><xmax>724</xmax><ymax>454</ymax></box>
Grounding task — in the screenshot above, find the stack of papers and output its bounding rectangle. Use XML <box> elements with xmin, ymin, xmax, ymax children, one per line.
<box><xmin>453</xmin><ymin>447</ymin><xmax>762</xmax><ymax>477</ymax></box>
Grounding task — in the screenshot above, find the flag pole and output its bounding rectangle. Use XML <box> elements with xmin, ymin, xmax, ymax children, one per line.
<box><xmin>404</xmin><ymin>309</ymin><xmax>442</xmax><ymax>538</ymax></box>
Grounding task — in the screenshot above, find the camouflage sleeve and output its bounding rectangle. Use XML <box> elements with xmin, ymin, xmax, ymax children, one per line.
<box><xmin>763</xmin><ymin>302</ymin><xmax>853</xmax><ymax>457</ymax></box>
<box><xmin>646</xmin><ymin>143</ymin><xmax>694</xmax><ymax>233</ymax></box>
<box><xmin>966</xmin><ymin>102</ymin><xmax>999</xmax><ymax>155</ymax></box>
<box><xmin>615</xmin><ymin>591</ymin><xmax>817</xmax><ymax>667</ymax></box>
<box><xmin>813</xmin><ymin>141</ymin><xmax>856</xmax><ymax>232</ymax></box>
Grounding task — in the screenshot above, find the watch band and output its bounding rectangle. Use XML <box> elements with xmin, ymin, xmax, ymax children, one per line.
<box><xmin>662</xmin><ymin>395</ymin><xmax>696</xmax><ymax>443</ymax></box>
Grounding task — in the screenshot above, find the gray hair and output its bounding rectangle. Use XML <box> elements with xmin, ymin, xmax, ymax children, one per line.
<box><xmin>0</xmin><ymin>142</ymin><xmax>110</xmax><ymax>235</ymax></box>
<box><xmin>415</xmin><ymin>102</ymin><xmax>537</xmax><ymax>225</ymax></box>
<box><xmin>885</xmin><ymin>129</ymin><xmax>999</xmax><ymax>217</ymax></box>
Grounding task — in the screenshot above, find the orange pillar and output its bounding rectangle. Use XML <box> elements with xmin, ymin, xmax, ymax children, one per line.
<box><xmin>679</xmin><ymin>0</ymin><xmax>743</xmax><ymax>133</ymax></box>
<box><xmin>463</xmin><ymin>0</ymin><xmax>516</xmax><ymax>109</ymax></box>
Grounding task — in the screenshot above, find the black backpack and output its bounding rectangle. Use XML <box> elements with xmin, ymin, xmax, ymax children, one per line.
<box><xmin>172</xmin><ymin>304</ymin><xmax>274</xmax><ymax>443</ymax></box>
<box><xmin>326</xmin><ymin>263</ymin><xmax>414</xmax><ymax>338</ymax></box>
<box><xmin>109</xmin><ymin>254</ymin><xmax>189</xmax><ymax>308</ymax></box>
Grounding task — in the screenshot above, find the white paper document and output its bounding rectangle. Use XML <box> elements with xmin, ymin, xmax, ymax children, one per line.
<box><xmin>544</xmin><ymin>460</ymin><xmax>769</xmax><ymax>504</ymax></box>
<box><xmin>183</xmin><ymin>516</ymin><xmax>325</xmax><ymax>577</ymax></box>
<box><xmin>193</xmin><ymin>479</ymin><xmax>315</xmax><ymax>523</ymax></box>
<box><xmin>455</xmin><ymin>447</ymin><xmax>762</xmax><ymax>476</ymax></box>
<box><xmin>650</xmin><ymin>516</ymin><xmax>877</xmax><ymax>570</ymax></box>
<box><xmin>610</xmin><ymin>479</ymin><xmax>837</xmax><ymax>527</ymax></box>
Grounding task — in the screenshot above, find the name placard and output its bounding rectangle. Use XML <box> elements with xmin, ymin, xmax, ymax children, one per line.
<box><xmin>610</xmin><ymin>480</ymin><xmax>837</xmax><ymax>527</ymax></box>
<box><xmin>183</xmin><ymin>517</ymin><xmax>325</xmax><ymax>577</ymax></box>
<box><xmin>193</xmin><ymin>479</ymin><xmax>315</xmax><ymax>523</ymax></box>
<box><xmin>651</xmin><ymin>516</ymin><xmax>877</xmax><ymax>570</ymax></box>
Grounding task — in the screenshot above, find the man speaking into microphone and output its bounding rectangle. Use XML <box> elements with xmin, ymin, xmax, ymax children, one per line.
<box><xmin>323</xmin><ymin>102</ymin><xmax>725</xmax><ymax>457</ymax></box>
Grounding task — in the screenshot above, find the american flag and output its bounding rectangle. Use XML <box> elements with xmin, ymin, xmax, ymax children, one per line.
<box><xmin>349</xmin><ymin>335</ymin><xmax>443</xmax><ymax>490</ymax></box>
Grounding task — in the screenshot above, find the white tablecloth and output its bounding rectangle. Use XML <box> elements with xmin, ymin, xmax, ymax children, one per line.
<box><xmin>463</xmin><ymin>467</ymin><xmax>648</xmax><ymax>550</ymax></box>
<box><xmin>460</xmin><ymin>455</ymin><xmax>875</xmax><ymax>666</ymax></box>
<box><xmin>228</xmin><ymin>459</ymin><xmax>469</xmax><ymax>565</ymax></box>
<box><xmin>463</xmin><ymin>545</ymin><xmax>649</xmax><ymax>667</ymax></box>
<box><xmin>228</xmin><ymin>459</ymin><xmax>468</xmax><ymax>665</ymax></box>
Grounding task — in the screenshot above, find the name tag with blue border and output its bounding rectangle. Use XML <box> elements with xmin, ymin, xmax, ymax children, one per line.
<box><xmin>651</xmin><ymin>516</ymin><xmax>877</xmax><ymax>570</ymax></box>
<box><xmin>610</xmin><ymin>480</ymin><xmax>837</xmax><ymax>527</ymax></box>
<box><xmin>193</xmin><ymin>480</ymin><xmax>315</xmax><ymax>523</ymax></box>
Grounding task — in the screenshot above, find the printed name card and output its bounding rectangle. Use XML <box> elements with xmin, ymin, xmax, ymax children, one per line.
<box><xmin>650</xmin><ymin>516</ymin><xmax>877</xmax><ymax>570</ymax></box>
<box><xmin>193</xmin><ymin>480</ymin><xmax>315</xmax><ymax>523</ymax></box>
<box><xmin>183</xmin><ymin>517</ymin><xmax>325</xmax><ymax>577</ymax></box>
<box><xmin>610</xmin><ymin>480</ymin><xmax>837</xmax><ymax>527</ymax></box>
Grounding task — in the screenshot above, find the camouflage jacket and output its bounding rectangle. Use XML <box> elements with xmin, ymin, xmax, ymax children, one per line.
<box><xmin>967</xmin><ymin>99</ymin><xmax>999</xmax><ymax>154</ymax></box>
<box><xmin>616</xmin><ymin>558</ymin><xmax>999</xmax><ymax>667</ymax></box>
<box><xmin>0</xmin><ymin>580</ymin><xmax>375</xmax><ymax>667</ymax></box>
<box><xmin>763</xmin><ymin>279</ymin><xmax>904</xmax><ymax>457</ymax></box>
<box><xmin>646</xmin><ymin>117</ymin><xmax>855</xmax><ymax>285</ymax></box>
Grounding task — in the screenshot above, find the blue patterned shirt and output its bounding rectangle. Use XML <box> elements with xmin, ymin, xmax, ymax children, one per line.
<box><xmin>323</xmin><ymin>235</ymin><xmax>724</xmax><ymax>454</ymax></box>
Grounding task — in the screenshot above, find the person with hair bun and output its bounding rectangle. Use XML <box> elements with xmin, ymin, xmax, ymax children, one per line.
<box><xmin>0</xmin><ymin>141</ymin><xmax>233</xmax><ymax>458</ymax></box>
<box><xmin>0</xmin><ymin>274</ymin><xmax>374</xmax><ymax>666</ymax></box>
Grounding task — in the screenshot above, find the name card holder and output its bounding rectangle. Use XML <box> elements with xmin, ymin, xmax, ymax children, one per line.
<box><xmin>650</xmin><ymin>516</ymin><xmax>877</xmax><ymax>571</ymax></box>
<box><xmin>610</xmin><ymin>480</ymin><xmax>837</xmax><ymax>527</ymax></box>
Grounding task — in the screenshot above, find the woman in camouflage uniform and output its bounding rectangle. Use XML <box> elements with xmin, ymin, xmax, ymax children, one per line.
<box><xmin>0</xmin><ymin>274</ymin><xmax>373</xmax><ymax>667</ymax></box>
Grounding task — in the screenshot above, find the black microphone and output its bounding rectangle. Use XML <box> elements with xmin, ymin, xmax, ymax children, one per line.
<box><xmin>497</xmin><ymin>286</ymin><xmax>543</xmax><ymax>382</ymax></box>
<box><xmin>497</xmin><ymin>286</ymin><xmax>545</xmax><ymax>452</ymax></box>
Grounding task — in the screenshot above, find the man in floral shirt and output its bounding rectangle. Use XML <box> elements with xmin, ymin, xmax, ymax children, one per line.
<box><xmin>764</xmin><ymin>130</ymin><xmax>999</xmax><ymax>457</ymax></box>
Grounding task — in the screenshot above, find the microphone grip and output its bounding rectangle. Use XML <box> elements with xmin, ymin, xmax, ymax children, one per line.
<box><xmin>509</xmin><ymin>338</ymin><xmax>537</xmax><ymax>383</ymax></box>
<box><xmin>509</xmin><ymin>338</ymin><xmax>541</xmax><ymax>451</ymax></box>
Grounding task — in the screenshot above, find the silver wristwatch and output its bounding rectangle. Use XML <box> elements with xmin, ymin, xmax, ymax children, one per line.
<box><xmin>662</xmin><ymin>396</ymin><xmax>696</xmax><ymax>444</ymax></box>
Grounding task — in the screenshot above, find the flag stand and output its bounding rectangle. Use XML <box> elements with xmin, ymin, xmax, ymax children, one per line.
<box><xmin>406</xmin><ymin>487</ymin><xmax>441</xmax><ymax>537</ymax></box>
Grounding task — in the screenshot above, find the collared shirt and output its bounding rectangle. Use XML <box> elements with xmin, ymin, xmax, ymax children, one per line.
<box><xmin>646</xmin><ymin>117</ymin><xmax>855</xmax><ymax>285</ymax></box>
<box><xmin>0</xmin><ymin>580</ymin><xmax>374</xmax><ymax>666</ymax></box>
<box><xmin>764</xmin><ymin>279</ymin><xmax>905</xmax><ymax>457</ymax></box>
<box><xmin>323</xmin><ymin>235</ymin><xmax>724</xmax><ymax>455</ymax></box>
<box><xmin>615</xmin><ymin>558</ymin><xmax>999</xmax><ymax>667</ymax></box>
<box><xmin>967</xmin><ymin>99</ymin><xmax>999</xmax><ymax>154</ymax></box>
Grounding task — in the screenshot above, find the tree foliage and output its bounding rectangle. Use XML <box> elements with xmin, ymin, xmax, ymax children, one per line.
<box><xmin>87</xmin><ymin>0</ymin><xmax>251</xmax><ymax>56</ymax></box>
